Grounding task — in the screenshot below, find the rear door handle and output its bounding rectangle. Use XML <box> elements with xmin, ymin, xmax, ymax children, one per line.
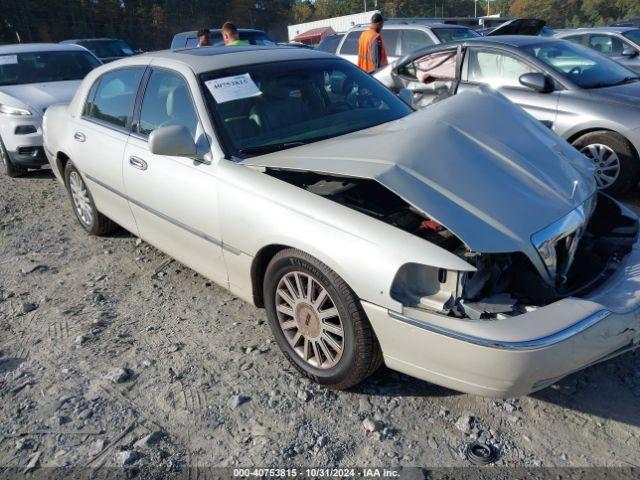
<box><xmin>73</xmin><ymin>132</ymin><xmax>85</xmax><ymax>142</ymax></box>
<box><xmin>129</xmin><ymin>156</ymin><xmax>148</xmax><ymax>171</ymax></box>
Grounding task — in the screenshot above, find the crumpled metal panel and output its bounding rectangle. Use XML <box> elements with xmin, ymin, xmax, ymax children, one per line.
<box><xmin>242</xmin><ymin>89</ymin><xmax>596</xmax><ymax>266</ymax></box>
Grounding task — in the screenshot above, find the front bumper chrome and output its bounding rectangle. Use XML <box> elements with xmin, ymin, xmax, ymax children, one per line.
<box><xmin>388</xmin><ymin>309</ymin><xmax>611</xmax><ymax>351</ymax></box>
<box><xmin>365</xmin><ymin>301</ymin><xmax>640</xmax><ymax>397</ymax></box>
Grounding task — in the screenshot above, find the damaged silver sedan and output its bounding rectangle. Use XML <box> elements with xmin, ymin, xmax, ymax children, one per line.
<box><xmin>43</xmin><ymin>46</ymin><xmax>640</xmax><ymax>397</ymax></box>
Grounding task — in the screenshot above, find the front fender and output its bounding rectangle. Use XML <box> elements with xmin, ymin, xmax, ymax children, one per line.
<box><xmin>216</xmin><ymin>161</ymin><xmax>475</xmax><ymax>309</ymax></box>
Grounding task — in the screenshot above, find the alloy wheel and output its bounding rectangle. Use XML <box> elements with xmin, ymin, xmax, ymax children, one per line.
<box><xmin>69</xmin><ymin>171</ymin><xmax>94</xmax><ymax>227</ymax></box>
<box><xmin>580</xmin><ymin>143</ymin><xmax>621</xmax><ymax>190</ymax></box>
<box><xmin>275</xmin><ymin>271</ymin><xmax>345</xmax><ymax>369</ymax></box>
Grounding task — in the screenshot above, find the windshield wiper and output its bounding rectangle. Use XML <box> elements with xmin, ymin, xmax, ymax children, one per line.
<box><xmin>613</xmin><ymin>76</ymin><xmax>640</xmax><ymax>86</ymax></box>
<box><xmin>584</xmin><ymin>76</ymin><xmax>640</xmax><ymax>89</ymax></box>
<box><xmin>237</xmin><ymin>141</ymin><xmax>306</xmax><ymax>156</ymax></box>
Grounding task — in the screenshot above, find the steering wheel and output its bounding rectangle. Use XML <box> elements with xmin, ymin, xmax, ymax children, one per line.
<box><xmin>568</xmin><ymin>66</ymin><xmax>582</xmax><ymax>76</ymax></box>
<box><xmin>356</xmin><ymin>91</ymin><xmax>382</xmax><ymax>109</ymax></box>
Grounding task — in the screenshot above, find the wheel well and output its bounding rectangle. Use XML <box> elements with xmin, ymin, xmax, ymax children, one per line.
<box><xmin>567</xmin><ymin>128</ymin><xmax>640</xmax><ymax>161</ymax></box>
<box><xmin>566</xmin><ymin>128</ymin><xmax>612</xmax><ymax>145</ymax></box>
<box><xmin>251</xmin><ymin>244</ymin><xmax>289</xmax><ymax>308</ymax></box>
<box><xmin>56</xmin><ymin>151</ymin><xmax>70</xmax><ymax>179</ymax></box>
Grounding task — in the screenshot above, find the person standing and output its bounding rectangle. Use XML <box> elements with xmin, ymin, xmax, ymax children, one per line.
<box><xmin>222</xmin><ymin>22</ymin><xmax>250</xmax><ymax>46</ymax></box>
<box><xmin>197</xmin><ymin>28</ymin><xmax>212</xmax><ymax>47</ymax></box>
<box><xmin>357</xmin><ymin>13</ymin><xmax>388</xmax><ymax>73</ymax></box>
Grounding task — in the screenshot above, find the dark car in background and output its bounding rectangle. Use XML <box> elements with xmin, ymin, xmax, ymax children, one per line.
<box><xmin>170</xmin><ymin>29</ymin><xmax>275</xmax><ymax>49</ymax></box>
<box><xmin>380</xmin><ymin>36</ymin><xmax>640</xmax><ymax>194</ymax></box>
<box><xmin>60</xmin><ymin>38</ymin><xmax>136</xmax><ymax>63</ymax></box>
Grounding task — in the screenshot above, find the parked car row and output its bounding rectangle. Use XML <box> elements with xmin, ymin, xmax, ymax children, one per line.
<box><xmin>1</xmin><ymin>26</ymin><xmax>640</xmax><ymax>398</ymax></box>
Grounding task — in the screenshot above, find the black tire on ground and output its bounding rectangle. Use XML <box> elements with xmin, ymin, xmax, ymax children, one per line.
<box><xmin>572</xmin><ymin>130</ymin><xmax>640</xmax><ymax>195</ymax></box>
<box><xmin>264</xmin><ymin>248</ymin><xmax>382</xmax><ymax>390</ymax></box>
<box><xmin>0</xmin><ymin>135</ymin><xmax>27</xmax><ymax>178</ymax></box>
<box><xmin>64</xmin><ymin>162</ymin><xmax>117</xmax><ymax>236</ymax></box>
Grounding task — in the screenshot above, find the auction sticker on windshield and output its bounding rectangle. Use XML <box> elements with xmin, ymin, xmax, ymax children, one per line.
<box><xmin>0</xmin><ymin>55</ymin><xmax>18</xmax><ymax>66</ymax></box>
<box><xmin>205</xmin><ymin>73</ymin><xmax>262</xmax><ymax>104</ymax></box>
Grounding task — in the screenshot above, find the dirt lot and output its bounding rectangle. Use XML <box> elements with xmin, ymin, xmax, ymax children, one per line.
<box><xmin>1</xmin><ymin>168</ymin><xmax>640</xmax><ymax>473</ymax></box>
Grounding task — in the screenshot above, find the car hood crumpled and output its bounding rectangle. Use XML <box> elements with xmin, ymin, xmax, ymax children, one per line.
<box><xmin>241</xmin><ymin>89</ymin><xmax>596</xmax><ymax>256</ymax></box>
<box><xmin>0</xmin><ymin>80</ymin><xmax>81</xmax><ymax>115</ymax></box>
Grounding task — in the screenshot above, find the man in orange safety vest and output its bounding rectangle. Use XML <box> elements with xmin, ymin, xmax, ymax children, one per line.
<box><xmin>357</xmin><ymin>13</ymin><xmax>388</xmax><ymax>73</ymax></box>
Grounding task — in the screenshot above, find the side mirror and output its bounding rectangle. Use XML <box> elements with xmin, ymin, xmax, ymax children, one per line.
<box><xmin>398</xmin><ymin>88</ymin><xmax>414</xmax><ymax>106</ymax></box>
<box><xmin>149</xmin><ymin>125</ymin><xmax>197</xmax><ymax>157</ymax></box>
<box><xmin>519</xmin><ymin>72</ymin><xmax>555</xmax><ymax>93</ymax></box>
<box><xmin>622</xmin><ymin>47</ymin><xmax>639</xmax><ymax>58</ymax></box>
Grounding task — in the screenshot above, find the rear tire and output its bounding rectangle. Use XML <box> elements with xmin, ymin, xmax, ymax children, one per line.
<box><xmin>0</xmin><ymin>135</ymin><xmax>27</xmax><ymax>178</ymax></box>
<box><xmin>572</xmin><ymin>131</ymin><xmax>640</xmax><ymax>195</ymax></box>
<box><xmin>264</xmin><ymin>248</ymin><xmax>382</xmax><ymax>390</ymax></box>
<box><xmin>64</xmin><ymin>162</ymin><xmax>116</xmax><ymax>236</ymax></box>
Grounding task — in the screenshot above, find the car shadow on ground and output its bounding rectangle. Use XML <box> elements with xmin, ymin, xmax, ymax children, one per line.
<box><xmin>19</xmin><ymin>168</ymin><xmax>55</xmax><ymax>180</ymax></box>
<box><xmin>352</xmin><ymin>366</ymin><xmax>461</xmax><ymax>398</ymax></box>
<box><xmin>352</xmin><ymin>351</ymin><xmax>640</xmax><ymax>428</ymax></box>
<box><xmin>532</xmin><ymin>350</ymin><xmax>640</xmax><ymax>428</ymax></box>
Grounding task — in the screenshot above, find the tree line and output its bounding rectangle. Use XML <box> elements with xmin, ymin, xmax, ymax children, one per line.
<box><xmin>1</xmin><ymin>0</ymin><xmax>639</xmax><ymax>50</ymax></box>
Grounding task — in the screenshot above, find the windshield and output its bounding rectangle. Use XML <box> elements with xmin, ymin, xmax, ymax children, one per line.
<box><xmin>432</xmin><ymin>28</ymin><xmax>480</xmax><ymax>43</ymax></box>
<box><xmin>522</xmin><ymin>40</ymin><xmax>639</xmax><ymax>88</ymax></box>
<box><xmin>623</xmin><ymin>29</ymin><xmax>640</xmax><ymax>45</ymax></box>
<box><xmin>201</xmin><ymin>58</ymin><xmax>412</xmax><ymax>157</ymax></box>
<box><xmin>79</xmin><ymin>40</ymin><xmax>134</xmax><ymax>58</ymax></box>
<box><xmin>0</xmin><ymin>50</ymin><xmax>101</xmax><ymax>86</ymax></box>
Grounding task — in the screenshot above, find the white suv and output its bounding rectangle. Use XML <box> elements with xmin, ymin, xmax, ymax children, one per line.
<box><xmin>0</xmin><ymin>43</ymin><xmax>101</xmax><ymax>177</ymax></box>
<box><xmin>336</xmin><ymin>22</ymin><xmax>481</xmax><ymax>66</ymax></box>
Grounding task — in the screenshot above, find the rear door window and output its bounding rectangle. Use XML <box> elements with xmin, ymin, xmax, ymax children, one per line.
<box><xmin>381</xmin><ymin>30</ymin><xmax>401</xmax><ymax>57</ymax></box>
<box><xmin>589</xmin><ymin>34</ymin><xmax>624</xmax><ymax>56</ymax></box>
<box><xmin>84</xmin><ymin>68</ymin><xmax>145</xmax><ymax>129</ymax></box>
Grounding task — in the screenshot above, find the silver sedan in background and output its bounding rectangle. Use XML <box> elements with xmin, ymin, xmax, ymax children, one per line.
<box><xmin>555</xmin><ymin>27</ymin><xmax>640</xmax><ymax>73</ymax></box>
<box><xmin>382</xmin><ymin>36</ymin><xmax>640</xmax><ymax>194</ymax></box>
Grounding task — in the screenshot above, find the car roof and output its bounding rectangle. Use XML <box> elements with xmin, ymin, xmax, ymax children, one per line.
<box><xmin>461</xmin><ymin>35</ymin><xmax>558</xmax><ymax>47</ymax></box>
<box><xmin>557</xmin><ymin>26</ymin><xmax>640</xmax><ymax>35</ymax></box>
<box><xmin>136</xmin><ymin>46</ymin><xmax>335</xmax><ymax>74</ymax></box>
<box><xmin>173</xmin><ymin>29</ymin><xmax>267</xmax><ymax>38</ymax></box>
<box><xmin>0</xmin><ymin>43</ymin><xmax>90</xmax><ymax>54</ymax></box>
<box><xmin>348</xmin><ymin>22</ymin><xmax>473</xmax><ymax>32</ymax></box>
<box><xmin>60</xmin><ymin>38</ymin><xmax>122</xmax><ymax>43</ymax></box>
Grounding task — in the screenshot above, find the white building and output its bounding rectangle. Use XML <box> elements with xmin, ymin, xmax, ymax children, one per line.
<box><xmin>288</xmin><ymin>10</ymin><xmax>380</xmax><ymax>42</ymax></box>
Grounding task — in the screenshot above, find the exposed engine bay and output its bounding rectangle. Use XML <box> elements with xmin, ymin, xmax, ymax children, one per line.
<box><xmin>265</xmin><ymin>168</ymin><xmax>639</xmax><ymax>321</ymax></box>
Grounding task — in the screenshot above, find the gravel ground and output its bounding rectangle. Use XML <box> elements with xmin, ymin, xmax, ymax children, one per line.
<box><xmin>1</xmin><ymin>168</ymin><xmax>640</xmax><ymax>473</ymax></box>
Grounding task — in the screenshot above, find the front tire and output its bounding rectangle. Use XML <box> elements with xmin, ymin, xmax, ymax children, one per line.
<box><xmin>572</xmin><ymin>131</ymin><xmax>640</xmax><ymax>195</ymax></box>
<box><xmin>0</xmin><ymin>135</ymin><xmax>27</xmax><ymax>178</ymax></box>
<box><xmin>264</xmin><ymin>248</ymin><xmax>382</xmax><ymax>390</ymax></box>
<box><xmin>64</xmin><ymin>162</ymin><xmax>116</xmax><ymax>236</ymax></box>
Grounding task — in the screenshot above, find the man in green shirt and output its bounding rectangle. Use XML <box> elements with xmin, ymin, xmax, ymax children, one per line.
<box><xmin>222</xmin><ymin>22</ymin><xmax>250</xmax><ymax>47</ymax></box>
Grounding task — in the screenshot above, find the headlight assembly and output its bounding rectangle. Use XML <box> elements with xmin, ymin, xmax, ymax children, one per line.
<box><xmin>531</xmin><ymin>195</ymin><xmax>597</xmax><ymax>286</ymax></box>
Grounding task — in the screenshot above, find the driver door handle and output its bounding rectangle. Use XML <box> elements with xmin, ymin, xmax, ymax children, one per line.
<box><xmin>129</xmin><ymin>156</ymin><xmax>148</xmax><ymax>171</ymax></box>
